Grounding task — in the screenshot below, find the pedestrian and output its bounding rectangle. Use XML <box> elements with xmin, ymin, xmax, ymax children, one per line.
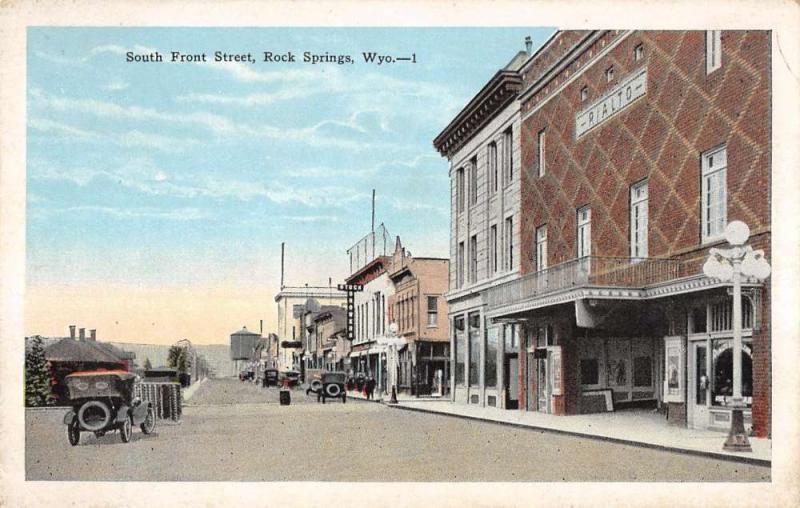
<box><xmin>366</xmin><ymin>376</ymin><xmax>376</xmax><ymax>400</ymax></box>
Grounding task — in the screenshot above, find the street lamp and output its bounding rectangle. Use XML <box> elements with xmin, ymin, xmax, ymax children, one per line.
<box><xmin>702</xmin><ymin>221</ymin><xmax>771</xmax><ymax>452</ymax></box>
<box><xmin>376</xmin><ymin>323</ymin><xmax>405</xmax><ymax>404</ymax></box>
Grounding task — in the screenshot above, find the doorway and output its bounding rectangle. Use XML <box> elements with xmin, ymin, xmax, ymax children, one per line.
<box><xmin>504</xmin><ymin>354</ymin><xmax>519</xmax><ymax>409</ymax></box>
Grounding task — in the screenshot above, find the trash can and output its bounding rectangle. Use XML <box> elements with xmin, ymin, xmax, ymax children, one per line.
<box><xmin>279</xmin><ymin>389</ymin><xmax>291</xmax><ymax>406</ymax></box>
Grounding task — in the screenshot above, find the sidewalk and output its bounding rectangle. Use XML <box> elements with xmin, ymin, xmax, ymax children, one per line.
<box><xmin>385</xmin><ymin>399</ymin><xmax>771</xmax><ymax>466</ymax></box>
<box><xmin>346</xmin><ymin>389</ymin><xmax>445</xmax><ymax>403</ymax></box>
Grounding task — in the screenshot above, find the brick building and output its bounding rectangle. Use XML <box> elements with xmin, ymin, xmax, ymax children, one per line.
<box><xmin>435</xmin><ymin>30</ymin><xmax>771</xmax><ymax>437</ymax></box>
<box><xmin>386</xmin><ymin>236</ymin><xmax>450</xmax><ymax>396</ymax></box>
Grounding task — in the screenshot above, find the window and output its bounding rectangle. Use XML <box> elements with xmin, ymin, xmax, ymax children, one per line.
<box><xmin>505</xmin><ymin>216</ymin><xmax>514</xmax><ymax>270</ymax></box>
<box><xmin>706</xmin><ymin>30</ymin><xmax>722</xmax><ymax>74</ymax></box>
<box><xmin>504</xmin><ymin>323</ymin><xmax>518</xmax><ymax>350</ymax></box>
<box><xmin>503</xmin><ymin>127</ymin><xmax>513</xmax><ymax>185</ymax></box>
<box><xmin>605</xmin><ymin>66</ymin><xmax>614</xmax><ymax>82</ymax></box>
<box><xmin>634</xmin><ymin>43</ymin><xmax>644</xmax><ymax>62</ymax></box>
<box><xmin>490</xmin><ymin>225</ymin><xmax>498</xmax><ymax>274</ymax></box>
<box><xmin>468</xmin><ymin>312</ymin><xmax>480</xmax><ymax>386</ymax></box>
<box><xmin>630</xmin><ymin>180</ymin><xmax>648</xmax><ymax>259</ymax></box>
<box><xmin>456</xmin><ymin>168</ymin><xmax>465</xmax><ymax>213</ymax></box>
<box><xmin>485</xmin><ymin>326</ymin><xmax>498</xmax><ymax>388</ymax></box>
<box><xmin>488</xmin><ymin>142</ymin><xmax>498</xmax><ymax>193</ymax></box>
<box><xmin>580</xmin><ymin>86</ymin><xmax>588</xmax><ymax>102</ymax></box>
<box><xmin>537</xmin><ymin>129</ymin><xmax>546</xmax><ymax>177</ymax></box>
<box><xmin>469</xmin><ymin>234</ymin><xmax>478</xmax><ymax>283</ymax></box>
<box><xmin>469</xmin><ymin>156</ymin><xmax>478</xmax><ymax>206</ymax></box>
<box><xmin>577</xmin><ymin>207</ymin><xmax>591</xmax><ymax>258</ymax></box>
<box><xmin>536</xmin><ymin>225</ymin><xmax>548</xmax><ymax>272</ymax></box>
<box><xmin>454</xmin><ymin>316</ymin><xmax>466</xmax><ymax>386</ymax></box>
<box><xmin>701</xmin><ymin>146</ymin><xmax>727</xmax><ymax>243</ymax></box>
<box><xmin>457</xmin><ymin>241</ymin><xmax>465</xmax><ymax>288</ymax></box>
<box><xmin>712</xmin><ymin>339</ymin><xmax>752</xmax><ymax>406</ymax></box>
<box><xmin>427</xmin><ymin>296</ymin><xmax>437</xmax><ymax>327</ymax></box>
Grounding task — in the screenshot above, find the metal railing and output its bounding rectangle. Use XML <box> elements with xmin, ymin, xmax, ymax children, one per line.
<box><xmin>485</xmin><ymin>256</ymin><xmax>686</xmax><ymax>309</ymax></box>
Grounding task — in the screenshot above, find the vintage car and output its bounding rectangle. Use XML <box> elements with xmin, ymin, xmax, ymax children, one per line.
<box><xmin>318</xmin><ymin>372</ymin><xmax>347</xmax><ymax>404</ymax></box>
<box><xmin>279</xmin><ymin>370</ymin><xmax>301</xmax><ymax>387</ymax></box>
<box><xmin>63</xmin><ymin>370</ymin><xmax>155</xmax><ymax>445</ymax></box>
<box><xmin>262</xmin><ymin>368</ymin><xmax>279</xmax><ymax>387</ymax></box>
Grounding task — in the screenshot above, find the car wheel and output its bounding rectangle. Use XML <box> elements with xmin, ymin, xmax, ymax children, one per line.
<box><xmin>140</xmin><ymin>405</ymin><xmax>156</xmax><ymax>435</ymax></box>
<box><xmin>120</xmin><ymin>415</ymin><xmax>132</xmax><ymax>443</ymax></box>
<box><xmin>322</xmin><ymin>395</ymin><xmax>326</xmax><ymax>404</ymax></box>
<box><xmin>67</xmin><ymin>421</ymin><xmax>80</xmax><ymax>446</ymax></box>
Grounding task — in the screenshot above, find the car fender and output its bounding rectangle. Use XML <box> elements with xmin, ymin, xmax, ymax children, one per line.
<box><xmin>114</xmin><ymin>404</ymin><xmax>131</xmax><ymax>424</ymax></box>
<box><xmin>63</xmin><ymin>409</ymin><xmax>76</xmax><ymax>425</ymax></box>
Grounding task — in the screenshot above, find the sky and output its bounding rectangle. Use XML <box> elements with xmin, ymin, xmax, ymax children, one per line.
<box><xmin>25</xmin><ymin>27</ymin><xmax>555</xmax><ymax>344</ymax></box>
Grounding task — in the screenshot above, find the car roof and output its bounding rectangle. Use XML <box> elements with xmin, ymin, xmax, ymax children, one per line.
<box><xmin>66</xmin><ymin>369</ymin><xmax>135</xmax><ymax>379</ymax></box>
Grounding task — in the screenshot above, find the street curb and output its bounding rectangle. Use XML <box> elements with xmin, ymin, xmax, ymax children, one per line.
<box><xmin>386</xmin><ymin>403</ymin><xmax>771</xmax><ymax>467</ymax></box>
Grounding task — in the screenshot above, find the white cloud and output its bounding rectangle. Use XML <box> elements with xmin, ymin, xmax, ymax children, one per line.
<box><xmin>104</xmin><ymin>79</ymin><xmax>129</xmax><ymax>91</ymax></box>
<box><xmin>279</xmin><ymin>215</ymin><xmax>341</xmax><ymax>223</ymax></box>
<box><xmin>30</xmin><ymin>205</ymin><xmax>209</xmax><ymax>222</ymax></box>
<box><xmin>28</xmin><ymin>118</ymin><xmax>97</xmax><ymax>140</ymax></box>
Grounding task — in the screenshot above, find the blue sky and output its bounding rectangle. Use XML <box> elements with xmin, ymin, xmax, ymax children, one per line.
<box><xmin>27</xmin><ymin>27</ymin><xmax>554</xmax><ymax>295</ymax></box>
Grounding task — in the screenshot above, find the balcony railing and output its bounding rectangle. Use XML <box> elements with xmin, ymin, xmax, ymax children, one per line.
<box><xmin>485</xmin><ymin>256</ymin><xmax>687</xmax><ymax>310</ymax></box>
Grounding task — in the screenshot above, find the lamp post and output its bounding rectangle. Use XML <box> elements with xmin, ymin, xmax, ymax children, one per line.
<box><xmin>376</xmin><ymin>323</ymin><xmax>405</xmax><ymax>404</ymax></box>
<box><xmin>702</xmin><ymin>221</ymin><xmax>771</xmax><ymax>452</ymax></box>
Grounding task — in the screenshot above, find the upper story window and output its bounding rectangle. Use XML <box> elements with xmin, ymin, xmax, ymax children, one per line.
<box><xmin>634</xmin><ymin>43</ymin><xmax>644</xmax><ymax>62</ymax></box>
<box><xmin>580</xmin><ymin>86</ymin><xmax>588</xmax><ymax>102</ymax></box>
<box><xmin>701</xmin><ymin>145</ymin><xmax>727</xmax><ymax>243</ymax></box>
<box><xmin>605</xmin><ymin>66</ymin><xmax>614</xmax><ymax>82</ymax></box>
<box><xmin>577</xmin><ymin>206</ymin><xmax>591</xmax><ymax>258</ymax></box>
<box><xmin>630</xmin><ymin>180</ymin><xmax>649</xmax><ymax>259</ymax></box>
<box><xmin>427</xmin><ymin>296</ymin><xmax>438</xmax><ymax>327</ymax></box>
<box><xmin>457</xmin><ymin>241</ymin><xmax>465</xmax><ymax>289</ymax></box>
<box><xmin>505</xmin><ymin>216</ymin><xmax>514</xmax><ymax>271</ymax></box>
<box><xmin>488</xmin><ymin>141</ymin><xmax>498</xmax><ymax>193</ymax></box>
<box><xmin>469</xmin><ymin>156</ymin><xmax>478</xmax><ymax>206</ymax></box>
<box><xmin>706</xmin><ymin>30</ymin><xmax>722</xmax><ymax>74</ymax></box>
<box><xmin>536</xmin><ymin>225</ymin><xmax>548</xmax><ymax>271</ymax></box>
<box><xmin>537</xmin><ymin>129</ymin><xmax>546</xmax><ymax>177</ymax></box>
<box><xmin>490</xmin><ymin>224</ymin><xmax>498</xmax><ymax>274</ymax></box>
<box><xmin>503</xmin><ymin>127</ymin><xmax>513</xmax><ymax>185</ymax></box>
<box><xmin>456</xmin><ymin>167</ymin><xmax>465</xmax><ymax>213</ymax></box>
<box><xmin>469</xmin><ymin>234</ymin><xmax>478</xmax><ymax>283</ymax></box>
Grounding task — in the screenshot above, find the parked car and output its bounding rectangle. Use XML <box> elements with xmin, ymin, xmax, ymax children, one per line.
<box><xmin>318</xmin><ymin>372</ymin><xmax>347</xmax><ymax>404</ymax></box>
<box><xmin>263</xmin><ymin>368</ymin><xmax>279</xmax><ymax>387</ymax></box>
<box><xmin>63</xmin><ymin>370</ymin><xmax>155</xmax><ymax>445</ymax></box>
<box><xmin>279</xmin><ymin>370</ymin><xmax>301</xmax><ymax>387</ymax></box>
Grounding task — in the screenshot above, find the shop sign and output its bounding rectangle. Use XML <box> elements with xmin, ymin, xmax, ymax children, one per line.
<box><xmin>549</xmin><ymin>346</ymin><xmax>562</xmax><ymax>396</ymax></box>
<box><xmin>575</xmin><ymin>67</ymin><xmax>647</xmax><ymax>138</ymax></box>
<box><xmin>663</xmin><ymin>336</ymin><xmax>684</xmax><ymax>403</ymax></box>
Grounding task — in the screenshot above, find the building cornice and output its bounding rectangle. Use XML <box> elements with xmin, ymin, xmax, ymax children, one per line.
<box><xmin>433</xmin><ymin>70</ymin><xmax>523</xmax><ymax>159</ymax></box>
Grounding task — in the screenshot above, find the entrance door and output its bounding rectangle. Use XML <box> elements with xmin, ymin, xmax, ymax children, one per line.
<box><xmin>689</xmin><ymin>341</ymin><xmax>710</xmax><ymax>429</ymax></box>
<box><xmin>504</xmin><ymin>354</ymin><xmax>519</xmax><ymax>409</ymax></box>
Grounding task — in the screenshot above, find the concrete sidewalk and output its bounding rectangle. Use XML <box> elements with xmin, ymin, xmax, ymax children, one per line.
<box><xmin>383</xmin><ymin>399</ymin><xmax>771</xmax><ymax>465</ymax></box>
<box><xmin>346</xmin><ymin>389</ymin><xmax>444</xmax><ymax>403</ymax></box>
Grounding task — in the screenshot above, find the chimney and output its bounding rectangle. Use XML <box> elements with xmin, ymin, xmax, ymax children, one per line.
<box><xmin>69</xmin><ymin>325</ymin><xmax>76</xmax><ymax>340</ymax></box>
<box><xmin>89</xmin><ymin>329</ymin><xmax>96</xmax><ymax>341</ymax></box>
<box><xmin>525</xmin><ymin>36</ymin><xmax>533</xmax><ymax>56</ymax></box>
<box><xmin>79</xmin><ymin>328</ymin><xmax>85</xmax><ymax>341</ymax></box>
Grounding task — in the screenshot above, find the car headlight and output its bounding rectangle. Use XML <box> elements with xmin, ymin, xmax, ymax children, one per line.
<box><xmin>75</xmin><ymin>381</ymin><xmax>89</xmax><ymax>391</ymax></box>
<box><xmin>95</xmin><ymin>381</ymin><xmax>109</xmax><ymax>390</ymax></box>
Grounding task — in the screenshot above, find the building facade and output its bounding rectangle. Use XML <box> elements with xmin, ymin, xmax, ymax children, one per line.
<box><xmin>273</xmin><ymin>286</ymin><xmax>346</xmax><ymax>371</ymax></box>
<box><xmin>434</xmin><ymin>45</ymin><xmax>528</xmax><ymax>409</ymax></box>
<box><xmin>386</xmin><ymin>237</ymin><xmax>450</xmax><ymax>396</ymax></box>
<box><xmin>436</xmin><ymin>31</ymin><xmax>771</xmax><ymax>438</ymax></box>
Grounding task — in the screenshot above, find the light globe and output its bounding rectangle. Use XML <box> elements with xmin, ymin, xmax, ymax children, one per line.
<box><xmin>724</xmin><ymin>221</ymin><xmax>750</xmax><ymax>246</ymax></box>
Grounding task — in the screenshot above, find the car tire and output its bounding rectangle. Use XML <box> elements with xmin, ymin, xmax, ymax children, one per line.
<box><xmin>77</xmin><ymin>400</ymin><xmax>111</xmax><ymax>432</ymax></box>
<box><xmin>310</xmin><ymin>380</ymin><xmax>322</xmax><ymax>392</ymax></box>
<box><xmin>67</xmin><ymin>421</ymin><xmax>80</xmax><ymax>446</ymax></box>
<box><xmin>120</xmin><ymin>415</ymin><xmax>132</xmax><ymax>443</ymax></box>
<box><xmin>140</xmin><ymin>405</ymin><xmax>156</xmax><ymax>435</ymax></box>
<box><xmin>325</xmin><ymin>383</ymin><xmax>341</xmax><ymax>398</ymax></box>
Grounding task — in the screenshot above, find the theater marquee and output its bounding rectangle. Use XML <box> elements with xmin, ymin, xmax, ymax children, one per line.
<box><xmin>575</xmin><ymin>68</ymin><xmax>647</xmax><ymax>138</ymax></box>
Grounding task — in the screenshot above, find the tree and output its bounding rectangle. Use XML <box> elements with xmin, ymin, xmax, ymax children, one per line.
<box><xmin>25</xmin><ymin>337</ymin><xmax>54</xmax><ymax>407</ymax></box>
<box><xmin>167</xmin><ymin>345</ymin><xmax>182</xmax><ymax>369</ymax></box>
<box><xmin>167</xmin><ymin>345</ymin><xmax>191</xmax><ymax>374</ymax></box>
<box><xmin>143</xmin><ymin>357</ymin><xmax>152</xmax><ymax>370</ymax></box>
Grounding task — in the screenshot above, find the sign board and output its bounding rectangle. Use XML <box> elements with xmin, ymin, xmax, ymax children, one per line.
<box><xmin>576</xmin><ymin>67</ymin><xmax>647</xmax><ymax>138</ymax></box>
<box><xmin>663</xmin><ymin>336</ymin><xmax>684</xmax><ymax>403</ymax></box>
<box><xmin>549</xmin><ymin>345</ymin><xmax>562</xmax><ymax>396</ymax></box>
<box><xmin>337</xmin><ymin>284</ymin><xmax>364</xmax><ymax>292</ymax></box>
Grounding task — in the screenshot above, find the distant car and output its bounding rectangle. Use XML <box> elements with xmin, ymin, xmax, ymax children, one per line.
<box><xmin>279</xmin><ymin>370</ymin><xmax>301</xmax><ymax>387</ymax></box>
<box><xmin>318</xmin><ymin>372</ymin><xmax>347</xmax><ymax>404</ymax></box>
<box><xmin>63</xmin><ymin>370</ymin><xmax>155</xmax><ymax>446</ymax></box>
<box><xmin>263</xmin><ymin>368</ymin><xmax>279</xmax><ymax>387</ymax></box>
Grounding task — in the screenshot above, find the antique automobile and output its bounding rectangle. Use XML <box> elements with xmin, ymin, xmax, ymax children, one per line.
<box><xmin>63</xmin><ymin>370</ymin><xmax>155</xmax><ymax>445</ymax></box>
<box><xmin>263</xmin><ymin>368</ymin><xmax>279</xmax><ymax>387</ymax></box>
<box><xmin>318</xmin><ymin>372</ymin><xmax>347</xmax><ymax>404</ymax></box>
<box><xmin>279</xmin><ymin>370</ymin><xmax>301</xmax><ymax>387</ymax></box>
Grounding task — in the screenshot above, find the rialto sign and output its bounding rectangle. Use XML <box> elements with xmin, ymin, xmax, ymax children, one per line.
<box><xmin>575</xmin><ymin>68</ymin><xmax>647</xmax><ymax>138</ymax></box>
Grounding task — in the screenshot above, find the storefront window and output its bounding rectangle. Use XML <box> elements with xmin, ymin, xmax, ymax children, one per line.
<box><xmin>580</xmin><ymin>358</ymin><xmax>599</xmax><ymax>386</ymax></box>
<box><xmin>633</xmin><ymin>356</ymin><xmax>652</xmax><ymax>387</ymax></box>
<box><xmin>711</xmin><ymin>339</ymin><xmax>753</xmax><ymax>406</ymax></box>
<box><xmin>468</xmin><ymin>312</ymin><xmax>480</xmax><ymax>386</ymax></box>
<box><xmin>485</xmin><ymin>326</ymin><xmax>498</xmax><ymax>388</ymax></box>
<box><xmin>454</xmin><ymin>316</ymin><xmax>465</xmax><ymax>386</ymax></box>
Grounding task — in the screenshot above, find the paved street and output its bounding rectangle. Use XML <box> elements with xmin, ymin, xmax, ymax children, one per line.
<box><xmin>26</xmin><ymin>378</ymin><xmax>770</xmax><ymax>481</ymax></box>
